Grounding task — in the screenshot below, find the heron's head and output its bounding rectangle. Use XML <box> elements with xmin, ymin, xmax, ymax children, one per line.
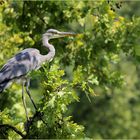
<box><xmin>43</xmin><ymin>29</ymin><xmax>77</xmax><ymax>40</ymax></box>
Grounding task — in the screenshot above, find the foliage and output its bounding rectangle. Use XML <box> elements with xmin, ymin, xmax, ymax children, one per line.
<box><xmin>0</xmin><ymin>0</ymin><xmax>140</xmax><ymax>139</ymax></box>
<box><xmin>23</xmin><ymin>63</ymin><xmax>84</xmax><ymax>139</ymax></box>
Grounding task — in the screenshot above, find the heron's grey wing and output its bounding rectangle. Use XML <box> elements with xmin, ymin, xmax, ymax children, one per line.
<box><xmin>0</xmin><ymin>49</ymin><xmax>40</xmax><ymax>83</ymax></box>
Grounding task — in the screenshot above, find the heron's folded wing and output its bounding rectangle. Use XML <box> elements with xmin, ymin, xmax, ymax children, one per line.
<box><xmin>0</xmin><ymin>52</ymin><xmax>34</xmax><ymax>83</ymax></box>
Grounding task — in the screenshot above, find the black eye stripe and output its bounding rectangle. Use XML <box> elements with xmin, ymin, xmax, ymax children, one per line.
<box><xmin>48</xmin><ymin>31</ymin><xmax>58</xmax><ymax>34</ymax></box>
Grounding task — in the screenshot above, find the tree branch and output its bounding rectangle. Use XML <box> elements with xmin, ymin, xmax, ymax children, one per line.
<box><xmin>0</xmin><ymin>112</ymin><xmax>47</xmax><ymax>138</ymax></box>
<box><xmin>24</xmin><ymin>111</ymin><xmax>47</xmax><ymax>137</ymax></box>
<box><xmin>0</xmin><ymin>124</ymin><xmax>25</xmax><ymax>138</ymax></box>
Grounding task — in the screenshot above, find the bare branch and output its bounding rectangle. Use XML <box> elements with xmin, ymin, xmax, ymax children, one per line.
<box><xmin>24</xmin><ymin>111</ymin><xmax>47</xmax><ymax>135</ymax></box>
<box><xmin>0</xmin><ymin>124</ymin><xmax>25</xmax><ymax>138</ymax></box>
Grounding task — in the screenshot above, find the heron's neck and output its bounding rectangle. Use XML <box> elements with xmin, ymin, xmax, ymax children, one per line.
<box><xmin>42</xmin><ymin>36</ymin><xmax>55</xmax><ymax>62</ymax></box>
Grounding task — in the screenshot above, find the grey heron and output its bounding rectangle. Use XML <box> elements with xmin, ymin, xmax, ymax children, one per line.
<box><xmin>0</xmin><ymin>29</ymin><xmax>76</xmax><ymax>121</ymax></box>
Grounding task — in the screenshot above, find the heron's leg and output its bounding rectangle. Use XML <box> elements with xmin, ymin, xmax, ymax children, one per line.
<box><xmin>22</xmin><ymin>82</ymin><xmax>29</xmax><ymax>121</ymax></box>
<box><xmin>25</xmin><ymin>79</ymin><xmax>38</xmax><ymax>111</ymax></box>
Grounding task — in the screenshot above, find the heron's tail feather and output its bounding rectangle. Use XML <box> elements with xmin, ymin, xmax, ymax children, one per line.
<box><xmin>0</xmin><ymin>80</ymin><xmax>10</xmax><ymax>93</ymax></box>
